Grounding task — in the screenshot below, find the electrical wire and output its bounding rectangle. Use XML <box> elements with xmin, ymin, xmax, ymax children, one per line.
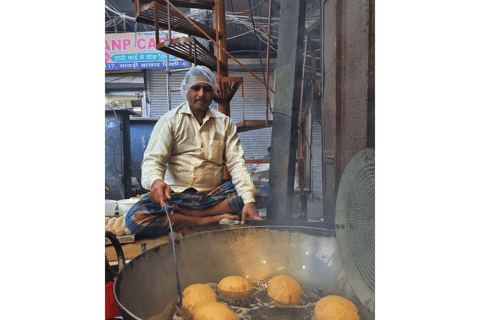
<box><xmin>248</xmin><ymin>0</ymin><xmax>266</xmax><ymax>84</ymax></box>
<box><xmin>226</xmin><ymin>28</ymin><xmax>278</xmax><ymax>53</ymax></box>
<box><xmin>184</xmin><ymin>8</ymin><xmax>280</xmax><ymax>49</ymax></box>
<box><xmin>229</xmin><ymin>0</ymin><xmax>241</xmax><ymax>48</ymax></box>
<box><xmin>226</xmin><ymin>0</ymin><xmax>267</xmax><ymax>14</ymax></box>
<box><xmin>228</xmin><ymin>50</ymin><xmax>271</xmax><ymax>54</ymax></box>
<box><xmin>105</xmin><ymin>0</ymin><xmax>280</xmax><ymax>54</ymax></box>
<box><xmin>246</xmin><ymin>0</ymin><xmax>275</xmax><ymax>114</ymax></box>
<box><xmin>105</xmin><ymin>1</ymin><xmax>137</xmax><ymax>33</ymax></box>
<box><xmin>105</xmin><ymin>3</ymin><xmax>136</xmax><ymax>21</ymax></box>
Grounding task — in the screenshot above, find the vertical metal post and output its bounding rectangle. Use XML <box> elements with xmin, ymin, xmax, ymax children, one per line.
<box><xmin>367</xmin><ymin>0</ymin><xmax>375</xmax><ymax>149</ymax></box>
<box><xmin>166</xmin><ymin>54</ymin><xmax>171</xmax><ymax>111</ymax></box>
<box><xmin>145</xmin><ymin>69</ymin><xmax>151</xmax><ymax>117</ymax></box>
<box><xmin>194</xmin><ymin>40</ymin><xmax>197</xmax><ymax>66</ymax></box>
<box><xmin>215</xmin><ymin>0</ymin><xmax>221</xmax><ymax>82</ymax></box>
<box><xmin>167</xmin><ymin>4</ymin><xmax>172</xmax><ymax>42</ymax></box>
<box><xmin>299</xmin><ymin>34</ymin><xmax>308</xmax><ymax>125</ymax></box>
<box><xmin>267</xmin><ymin>0</ymin><xmax>307</xmax><ymax>222</ymax></box>
<box><xmin>134</xmin><ymin>0</ymin><xmax>140</xmax><ymax>17</ymax></box>
<box><xmin>154</xmin><ymin>2</ymin><xmax>159</xmax><ymax>45</ymax></box>
<box><xmin>265</xmin><ymin>0</ymin><xmax>273</xmax><ymax>126</ymax></box>
<box><xmin>334</xmin><ymin>0</ymin><xmax>344</xmax><ymax>211</ymax></box>
<box><xmin>213</xmin><ymin>0</ymin><xmax>231</xmax><ymax>180</ymax></box>
<box><xmin>214</xmin><ymin>0</ymin><xmax>229</xmax><ymax>117</ymax></box>
<box><xmin>242</xmin><ymin>80</ymin><xmax>245</xmax><ymax>122</ymax></box>
<box><xmin>163</xmin><ymin>31</ymin><xmax>172</xmax><ymax>111</ymax></box>
<box><xmin>141</xmin><ymin>89</ymin><xmax>147</xmax><ymax>117</ymax></box>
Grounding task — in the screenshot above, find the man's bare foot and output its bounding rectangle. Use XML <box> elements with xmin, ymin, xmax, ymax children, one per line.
<box><xmin>167</xmin><ymin>231</ymin><xmax>180</xmax><ymax>242</ymax></box>
<box><xmin>181</xmin><ymin>214</ymin><xmax>240</xmax><ymax>237</ymax></box>
<box><xmin>204</xmin><ymin>214</ymin><xmax>239</xmax><ymax>225</ymax></box>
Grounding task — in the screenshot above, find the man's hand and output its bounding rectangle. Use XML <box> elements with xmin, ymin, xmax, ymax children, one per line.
<box><xmin>149</xmin><ymin>179</ymin><xmax>172</xmax><ymax>207</ymax></box>
<box><xmin>241</xmin><ymin>202</ymin><xmax>263</xmax><ymax>224</ymax></box>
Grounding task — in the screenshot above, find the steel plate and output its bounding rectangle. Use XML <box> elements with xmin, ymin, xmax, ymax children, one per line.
<box><xmin>335</xmin><ymin>148</ymin><xmax>375</xmax><ymax>314</ymax></box>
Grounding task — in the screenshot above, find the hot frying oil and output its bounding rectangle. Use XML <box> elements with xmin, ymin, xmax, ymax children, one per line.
<box><xmin>172</xmin><ymin>282</ymin><xmax>321</xmax><ymax>320</ymax></box>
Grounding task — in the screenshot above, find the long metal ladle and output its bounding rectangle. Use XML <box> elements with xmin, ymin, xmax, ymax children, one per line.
<box><xmin>164</xmin><ymin>202</ymin><xmax>182</xmax><ymax>305</ymax></box>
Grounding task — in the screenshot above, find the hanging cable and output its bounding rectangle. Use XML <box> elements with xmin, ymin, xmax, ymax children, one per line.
<box><xmin>226</xmin><ymin>0</ymin><xmax>266</xmax><ymax>14</ymax></box>
<box><xmin>229</xmin><ymin>0</ymin><xmax>240</xmax><ymax>48</ymax></box>
<box><xmin>247</xmin><ymin>0</ymin><xmax>274</xmax><ymax>114</ymax></box>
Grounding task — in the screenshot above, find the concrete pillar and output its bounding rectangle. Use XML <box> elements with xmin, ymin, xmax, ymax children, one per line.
<box><xmin>267</xmin><ymin>0</ymin><xmax>307</xmax><ymax>222</ymax></box>
<box><xmin>322</xmin><ymin>0</ymin><xmax>374</xmax><ymax>223</ymax></box>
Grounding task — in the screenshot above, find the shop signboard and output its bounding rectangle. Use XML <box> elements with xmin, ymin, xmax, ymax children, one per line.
<box><xmin>105</xmin><ymin>32</ymin><xmax>191</xmax><ymax>70</ymax></box>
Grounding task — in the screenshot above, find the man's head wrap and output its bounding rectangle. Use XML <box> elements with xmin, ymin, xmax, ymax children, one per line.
<box><xmin>180</xmin><ymin>66</ymin><xmax>217</xmax><ymax>99</ymax></box>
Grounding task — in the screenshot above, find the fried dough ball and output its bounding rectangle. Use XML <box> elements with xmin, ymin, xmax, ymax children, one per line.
<box><xmin>194</xmin><ymin>302</ymin><xmax>238</xmax><ymax>320</ymax></box>
<box><xmin>313</xmin><ymin>295</ymin><xmax>360</xmax><ymax>320</ymax></box>
<box><xmin>218</xmin><ymin>276</ymin><xmax>253</xmax><ymax>300</ymax></box>
<box><xmin>267</xmin><ymin>275</ymin><xmax>303</xmax><ymax>305</ymax></box>
<box><xmin>113</xmin><ymin>217</ymin><xmax>123</xmax><ymax>228</ymax></box>
<box><xmin>114</xmin><ymin>227</ymin><xmax>125</xmax><ymax>236</ymax></box>
<box><xmin>182</xmin><ymin>284</ymin><xmax>218</xmax><ymax>315</ymax></box>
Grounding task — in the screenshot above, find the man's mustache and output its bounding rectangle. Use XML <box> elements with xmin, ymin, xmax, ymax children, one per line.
<box><xmin>195</xmin><ymin>98</ymin><xmax>208</xmax><ymax>103</ymax></box>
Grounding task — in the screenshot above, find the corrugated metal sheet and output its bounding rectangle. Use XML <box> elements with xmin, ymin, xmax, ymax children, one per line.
<box><xmin>147</xmin><ymin>68</ymin><xmax>188</xmax><ymax>118</ymax></box>
<box><xmin>105</xmin><ymin>74</ymin><xmax>144</xmax><ymax>87</ymax></box>
<box><xmin>311</xmin><ymin>114</ymin><xmax>323</xmax><ymax>200</ymax></box>
<box><xmin>229</xmin><ymin>69</ymin><xmax>273</xmax><ymax>161</ymax></box>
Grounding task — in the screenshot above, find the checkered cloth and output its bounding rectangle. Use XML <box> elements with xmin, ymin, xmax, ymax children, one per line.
<box><xmin>125</xmin><ymin>180</ymin><xmax>272</xmax><ymax>237</ymax></box>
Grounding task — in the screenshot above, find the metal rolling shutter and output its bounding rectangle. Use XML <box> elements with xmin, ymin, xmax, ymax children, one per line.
<box><xmin>147</xmin><ymin>68</ymin><xmax>189</xmax><ymax>118</ymax></box>
<box><xmin>311</xmin><ymin>116</ymin><xmax>323</xmax><ymax>200</ymax></box>
<box><xmin>229</xmin><ymin>70</ymin><xmax>273</xmax><ymax>162</ymax></box>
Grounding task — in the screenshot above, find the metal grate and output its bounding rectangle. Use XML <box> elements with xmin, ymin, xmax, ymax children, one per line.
<box><xmin>345</xmin><ymin>164</ymin><xmax>375</xmax><ymax>293</ymax></box>
<box><xmin>335</xmin><ymin>148</ymin><xmax>375</xmax><ymax>314</ymax></box>
<box><xmin>157</xmin><ymin>37</ymin><xmax>224</xmax><ymax>71</ymax></box>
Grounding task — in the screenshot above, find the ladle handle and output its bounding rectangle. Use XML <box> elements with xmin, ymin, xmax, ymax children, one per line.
<box><xmin>105</xmin><ymin>231</ymin><xmax>126</xmax><ymax>280</ymax></box>
<box><xmin>165</xmin><ymin>203</ymin><xmax>182</xmax><ymax>304</ymax></box>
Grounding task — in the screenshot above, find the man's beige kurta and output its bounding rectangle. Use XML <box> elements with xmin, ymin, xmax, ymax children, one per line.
<box><xmin>142</xmin><ymin>102</ymin><xmax>256</xmax><ymax>204</ymax></box>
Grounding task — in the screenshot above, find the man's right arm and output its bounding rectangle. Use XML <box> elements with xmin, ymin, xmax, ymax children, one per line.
<box><xmin>141</xmin><ymin>117</ymin><xmax>175</xmax><ymax>192</ymax></box>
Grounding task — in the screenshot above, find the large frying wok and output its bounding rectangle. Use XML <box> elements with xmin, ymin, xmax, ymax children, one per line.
<box><xmin>113</xmin><ymin>148</ymin><xmax>374</xmax><ymax>320</ymax></box>
<box><xmin>113</xmin><ymin>226</ymin><xmax>374</xmax><ymax>320</ymax></box>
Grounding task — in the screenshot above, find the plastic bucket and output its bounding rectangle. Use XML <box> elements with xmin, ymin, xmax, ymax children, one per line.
<box><xmin>103</xmin><ymin>200</ymin><xmax>117</xmax><ymax>216</ymax></box>
<box><xmin>105</xmin><ymin>281</ymin><xmax>121</xmax><ymax>319</ymax></box>
<box><xmin>117</xmin><ymin>199</ymin><xmax>139</xmax><ymax>216</ymax></box>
